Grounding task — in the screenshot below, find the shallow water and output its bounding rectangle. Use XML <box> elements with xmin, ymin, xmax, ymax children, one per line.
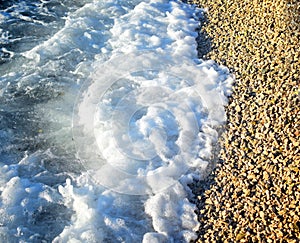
<box><xmin>0</xmin><ymin>0</ymin><xmax>232</xmax><ymax>242</ymax></box>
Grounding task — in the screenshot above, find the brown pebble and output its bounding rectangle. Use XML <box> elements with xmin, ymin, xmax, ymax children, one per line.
<box><xmin>189</xmin><ymin>0</ymin><xmax>300</xmax><ymax>241</ymax></box>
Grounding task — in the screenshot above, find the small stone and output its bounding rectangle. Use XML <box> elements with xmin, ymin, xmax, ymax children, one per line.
<box><xmin>191</xmin><ymin>0</ymin><xmax>300</xmax><ymax>241</ymax></box>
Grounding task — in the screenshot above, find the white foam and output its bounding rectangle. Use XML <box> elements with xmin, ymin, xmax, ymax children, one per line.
<box><xmin>0</xmin><ymin>0</ymin><xmax>233</xmax><ymax>242</ymax></box>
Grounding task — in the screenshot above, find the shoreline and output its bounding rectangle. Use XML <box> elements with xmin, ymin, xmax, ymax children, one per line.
<box><xmin>189</xmin><ymin>0</ymin><xmax>300</xmax><ymax>241</ymax></box>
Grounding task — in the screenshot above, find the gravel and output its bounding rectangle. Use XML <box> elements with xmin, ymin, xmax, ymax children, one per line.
<box><xmin>189</xmin><ymin>0</ymin><xmax>300</xmax><ymax>241</ymax></box>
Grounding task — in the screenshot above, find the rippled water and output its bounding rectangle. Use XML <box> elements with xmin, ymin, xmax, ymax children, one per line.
<box><xmin>0</xmin><ymin>0</ymin><xmax>232</xmax><ymax>242</ymax></box>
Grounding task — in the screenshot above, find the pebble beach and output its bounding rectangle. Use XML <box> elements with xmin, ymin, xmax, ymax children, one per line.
<box><xmin>0</xmin><ymin>0</ymin><xmax>298</xmax><ymax>241</ymax></box>
<box><xmin>189</xmin><ymin>0</ymin><xmax>300</xmax><ymax>242</ymax></box>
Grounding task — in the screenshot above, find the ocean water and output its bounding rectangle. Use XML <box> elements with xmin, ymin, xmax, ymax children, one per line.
<box><xmin>0</xmin><ymin>0</ymin><xmax>233</xmax><ymax>242</ymax></box>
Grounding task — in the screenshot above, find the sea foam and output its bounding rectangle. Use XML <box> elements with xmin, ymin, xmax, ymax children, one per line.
<box><xmin>0</xmin><ymin>0</ymin><xmax>233</xmax><ymax>242</ymax></box>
